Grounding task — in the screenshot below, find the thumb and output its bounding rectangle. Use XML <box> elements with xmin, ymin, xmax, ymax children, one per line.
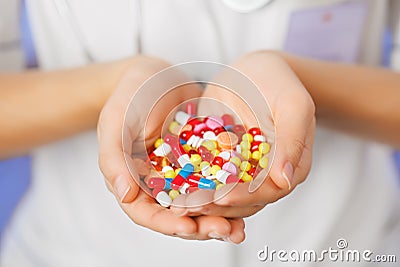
<box><xmin>268</xmin><ymin>96</ymin><xmax>314</xmax><ymax>190</ymax></box>
<box><xmin>98</xmin><ymin>106</ymin><xmax>140</xmax><ymax>203</ymax></box>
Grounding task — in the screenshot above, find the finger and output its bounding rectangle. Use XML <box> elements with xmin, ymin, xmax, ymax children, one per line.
<box><xmin>227</xmin><ymin>218</ymin><xmax>246</xmax><ymax>244</ymax></box>
<box><xmin>266</xmin><ymin>91</ymin><xmax>315</xmax><ymax>191</ymax></box>
<box><xmin>213</xmin><ymin>179</ymin><xmax>287</xmax><ymax>207</ymax></box>
<box><xmin>292</xmin><ymin>116</ymin><xmax>315</xmax><ymax>187</ymax></box>
<box><xmin>123</xmin><ymin>190</ymin><xmax>198</xmax><ymax>237</ymax></box>
<box><xmin>191</xmin><ymin>216</ymin><xmax>232</xmax><ymax>240</ymax></box>
<box><xmin>172</xmin><ymin>189</ymin><xmax>264</xmax><ymax>218</ymax></box>
<box><xmin>98</xmin><ymin>105</ymin><xmax>139</xmax><ymax>203</ymax></box>
<box><xmin>195</xmin><ymin>204</ymin><xmax>264</xmax><ymax>218</ymax></box>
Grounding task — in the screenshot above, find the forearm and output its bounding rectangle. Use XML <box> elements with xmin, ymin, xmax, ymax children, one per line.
<box><xmin>0</xmin><ymin>59</ymin><xmax>131</xmax><ymax>158</ymax></box>
<box><xmin>278</xmin><ymin>52</ymin><xmax>400</xmax><ymax>147</ymax></box>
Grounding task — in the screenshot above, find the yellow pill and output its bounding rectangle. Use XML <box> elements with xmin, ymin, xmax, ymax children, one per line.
<box><xmin>175</xmin><ymin>168</ymin><xmax>181</xmax><ymax>175</ymax></box>
<box><xmin>161</xmin><ymin>158</ymin><xmax>169</xmax><ymax>167</ymax></box>
<box><xmin>241</xmin><ymin>172</ymin><xmax>253</xmax><ymax>183</ymax></box>
<box><xmin>229</xmin><ymin>156</ymin><xmax>241</xmax><ymax>167</ymax></box>
<box><xmin>212</xmin><ymin>149</ymin><xmax>220</xmax><ymax>157</ymax></box>
<box><xmin>182</xmin><ymin>144</ymin><xmax>191</xmax><ymax>152</ymax></box>
<box><xmin>164</xmin><ymin>170</ymin><xmax>176</xmax><ymax>178</ymax></box>
<box><xmin>240</xmin><ymin>140</ymin><xmax>251</xmax><ymax>150</ymax></box>
<box><xmin>240</xmin><ymin>161</ymin><xmax>251</xmax><ymax>172</ymax></box>
<box><xmin>259</xmin><ymin>156</ymin><xmax>269</xmax><ymax>169</ymax></box>
<box><xmin>210</xmin><ymin>165</ymin><xmax>221</xmax><ymax>175</ymax></box>
<box><xmin>216</xmin><ymin>183</ymin><xmax>225</xmax><ymax>190</ymax></box>
<box><xmin>154</xmin><ymin>138</ymin><xmax>164</xmax><ymax>148</ymax></box>
<box><xmin>190</xmin><ymin>154</ymin><xmax>202</xmax><ymax>165</ymax></box>
<box><xmin>241</xmin><ymin>150</ymin><xmax>251</xmax><ymax>160</ymax></box>
<box><xmin>251</xmin><ymin>151</ymin><xmax>262</xmax><ymax>161</ymax></box>
<box><xmin>169</xmin><ymin>189</ymin><xmax>180</xmax><ymax>200</ymax></box>
<box><xmin>259</xmin><ymin>142</ymin><xmax>270</xmax><ymax>154</ymax></box>
<box><xmin>200</xmin><ymin>161</ymin><xmax>210</xmax><ymax>169</ymax></box>
<box><xmin>202</xmin><ymin>140</ymin><xmax>216</xmax><ymax>151</ymax></box>
<box><xmin>194</xmin><ymin>164</ymin><xmax>201</xmax><ymax>172</ymax></box>
<box><xmin>238</xmin><ymin>171</ymin><xmax>245</xmax><ymax>178</ymax></box>
<box><xmin>242</xmin><ymin>133</ymin><xmax>253</xmax><ymax>143</ymax></box>
<box><xmin>168</xmin><ymin>121</ymin><xmax>180</xmax><ymax>134</ymax></box>
<box><xmin>214</xmin><ymin>179</ymin><xmax>221</xmax><ymax>186</ymax></box>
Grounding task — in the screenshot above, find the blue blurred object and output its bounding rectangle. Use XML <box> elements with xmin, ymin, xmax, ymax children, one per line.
<box><xmin>0</xmin><ymin>156</ymin><xmax>31</xmax><ymax>238</ymax></box>
<box><xmin>0</xmin><ymin>0</ymin><xmax>36</xmax><ymax>239</ymax></box>
<box><xmin>382</xmin><ymin>27</ymin><xmax>400</xmax><ymax>178</ymax></box>
<box><xmin>20</xmin><ymin>0</ymin><xmax>37</xmax><ymax>68</ymax></box>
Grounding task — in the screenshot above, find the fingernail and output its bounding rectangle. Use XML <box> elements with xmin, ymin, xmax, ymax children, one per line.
<box><xmin>176</xmin><ymin>232</ymin><xmax>195</xmax><ymax>237</ymax></box>
<box><xmin>223</xmin><ymin>237</ymin><xmax>235</xmax><ymax>244</ymax></box>
<box><xmin>114</xmin><ymin>175</ymin><xmax>131</xmax><ymax>203</ymax></box>
<box><xmin>208</xmin><ymin>232</ymin><xmax>226</xmax><ymax>239</ymax></box>
<box><xmin>282</xmin><ymin>161</ymin><xmax>293</xmax><ymax>190</ymax></box>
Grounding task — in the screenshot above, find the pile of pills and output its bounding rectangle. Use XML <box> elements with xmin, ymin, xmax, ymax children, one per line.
<box><xmin>142</xmin><ymin>102</ymin><xmax>271</xmax><ymax>207</ymax></box>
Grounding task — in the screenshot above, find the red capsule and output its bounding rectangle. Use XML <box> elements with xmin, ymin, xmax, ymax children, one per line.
<box><xmin>226</xmin><ymin>174</ymin><xmax>240</xmax><ymax>184</ymax></box>
<box><xmin>186</xmin><ymin>187</ymin><xmax>199</xmax><ymax>194</ymax></box>
<box><xmin>199</xmin><ymin>127</ymin><xmax>212</xmax><ymax>137</ymax></box>
<box><xmin>164</xmin><ymin>134</ymin><xmax>185</xmax><ymax>158</ymax></box>
<box><xmin>147</xmin><ymin>177</ymin><xmax>170</xmax><ymax>189</ymax></box>
<box><xmin>212</xmin><ymin>156</ymin><xmax>225</xmax><ymax>167</ymax></box>
<box><xmin>198</xmin><ymin>146</ymin><xmax>214</xmax><ymax>162</ymax></box>
<box><xmin>179</xmin><ymin>130</ymin><xmax>193</xmax><ymax>141</ymax></box>
<box><xmin>221</xmin><ymin>114</ymin><xmax>234</xmax><ymax>126</ymax></box>
<box><xmin>193</xmin><ymin>123</ymin><xmax>207</xmax><ymax>135</ymax></box>
<box><xmin>213</xmin><ymin>127</ymin><xmax>225</xmax><ymax>136</ymax></box>
<box><xmin>171</xmin><ymin>174</ymin><xmax>186</xmax><ymax>190</ymax></box>
<box><xmin>248</xmin><ymin>127</ymin><xmax>262</xmax><ymax>136</ymax></box>
<box><xmin>186</xmin><ymin>102</ymin><xmax>197</xmax><ymax>116</ymax></box>
<box><xmin>187</xmin><ymin>118</ymin><xmax>202</xmax><ymax>127</ymax></box>
<box><xmin>233</xmin><ymin>125</ymin><xmax>246</xmax><ymax>140</ymax></box>
<box><xmin>250</xmin><ymin>141</ymin><xmax>262</xmax><ymax>153</ymax></box>
<box><xmin>152</xmin><ymin>188</ymin><xmax>163</xmax><ymax>198</ymax></box>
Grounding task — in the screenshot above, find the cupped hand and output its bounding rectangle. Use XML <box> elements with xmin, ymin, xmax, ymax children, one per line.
<box><xmin>97</xmin><ymin>55</ymin><xmax>245</xmax><ymax>243</ymax></box>
<box><xmin>171</xmin><ymin>51</ymin><xmax>316</xmax><ymax>218</ymax></box>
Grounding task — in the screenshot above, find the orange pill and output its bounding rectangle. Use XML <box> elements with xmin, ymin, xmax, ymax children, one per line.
<box><xmin>216</xmin><ymin>131</ymin><xmax>239</xmax><ymax>150</ymax></box>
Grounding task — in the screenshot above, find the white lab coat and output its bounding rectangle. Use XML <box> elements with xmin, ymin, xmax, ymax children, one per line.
<box><xmin>1</xmin><ymin>0</ymin><xmax>399</xmax><ymax>266</ymax></box>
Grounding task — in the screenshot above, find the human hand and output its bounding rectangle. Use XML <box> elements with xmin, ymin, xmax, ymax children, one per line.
<box><xmin>98</xmin><ymin>56</ymin><xmax>246</xmax><ymax>243</ymax></box>
<box><xmin>171</xmin><ymin>51</ymin><xmax>315</xmax><ymax>218</ymax></box>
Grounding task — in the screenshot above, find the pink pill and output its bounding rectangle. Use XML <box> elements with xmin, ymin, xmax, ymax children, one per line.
<box><xmin>205</xmin><ymin>116</ymin><xmax>224</xmax><ymax>130</ymax></box>
<box><xmin>193</xmin><ymin>123</ymin><xmax>207</xmax><ymax>135</ymax></box>
<box><xmin>222</xmin><ymin>162</ymin><xmax>238</xmax><ymax>175</ymax></box>
<box><xmin>221</xmin><ymin>114</ymin><xmax>234</xmax><ymax>126</ymax></box>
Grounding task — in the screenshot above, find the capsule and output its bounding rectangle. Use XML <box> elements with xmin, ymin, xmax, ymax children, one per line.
<box><xmin>248</xmin><ymin>127</ymin><xmax>262</xmax><ymax>136</ymax></box>
<box><xmin>216</xmin><ymin>170</ymin><xmax>240</xmax><ymax>184</ymax></box>
<box><xmin>205</xmin><ymin>116</ymin><xmax>224</xmax><ymax>130</ymax></box>
<box><xmin>198</xmin><ymin>145</ymin><xmax>213</xmax><ymax>162</ymax></box>
<box><xmin>171</xmin><ymin>174</ymin><xmax>186</xmax><ymax>190</ymax></box>
<box><xmin>164</xmin><ymin>134</ymin><xmax>185</xmax><ymax>158</ymax></box>
<box><xmin>187</xmin><ymin>174</ymin><xmax>216</xmax><ymax>189</ymax></box>
<box><xmin>202</xmin><ymin>131</ymin><xmax>217</xmax><ymax>140</ymax></box>
<box><xmin>193</xmin><ymin>123</ymin><xmax>207</xmax><ymax>135</ymax></box>
<box><xmin>221</xmin><ymin>114</ymin><xmax>234</xmax><ymax>127</ymax></box>
<box><xmin>175</xmin><ymin>111</ymin><xmax>191</xmax><ymax>125</ymax></box>
<box><xmin>147</xmin><ymin>178</ymin><xmax>173</xmax><ymax>189</ymax></box>
<box><xmin>186</xmin><ymin>102</ymin><xmax>197</xmax><ymax>116</ymax></box>
<box><xmin>222</xmin><ymin>162</ymin><xmax>238</xmax><ymax>175</ymax></box>
<box><xmin>152</xmin><ymin>142</ymin><xmax>172</xmax><ymax>157</ymax></box>
<box><xmin>154</xmin><ymin>190</ymin><xmax>172</xmax><ymax>207</ymax></box>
